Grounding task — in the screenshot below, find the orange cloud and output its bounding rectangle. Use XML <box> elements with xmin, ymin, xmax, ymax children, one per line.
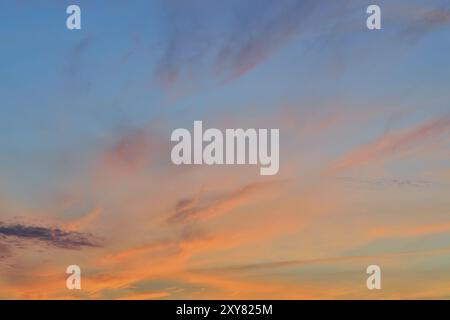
<box><xmin>65</xmin><ymin>206</ymin><xmax>103</xmax><ymax>231</ymax></box>
<box><xmin>167</xmin><ymin>180</ymin><xmax>281</xmax><ymax>224</ymax></box>
<box><xmin>324</xmin><ymin>115</ymin><xmax>450</xmax><ymax>174</ymax></box>
<box><xmin>96</xmin><ymin>127</ymin><xmax>166</xmax><ymax>178</ymax></box>
<box><xmin>369</xmin><ymin>222</ymin><xmax>450</xmax><ymax>238</ymax></box>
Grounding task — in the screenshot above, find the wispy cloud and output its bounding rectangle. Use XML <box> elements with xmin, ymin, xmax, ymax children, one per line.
<box><xmin>65</xmin><ymin>206</ymin><xmax>103</xmax><ymax>231</ymax></box>
<box><xmin>167</xmin><ymin>181</ymin><xmax>280</xmax><ymax>224</ymax></box>
<box><xmin>369</xmin><ymin>222</ymin><xmax>450</xmax><ymax>239</ymax></box>
<box><xmin>153</xmin><ymin>0</ymin><xmax>318</xmax><ymax>94</ymax></box>
<box><xmin>334</xmin><ymin>176</ymin><xmax>436</xmax><ymax>188</ymax></box>
<box><xmin>324</xmin><ymin>115</ymin><xmax>450</xmax><ymax>174</ymax></box>
<box><xmin>196</xmin><ymin>246</ymin><xmax>450</xmax><ymax>274</ymax></box>
<box><xmin>97</xmin><ymin>127</ymin><xmax>166</xmax><ymax>177</ymax></box>
<box><xmin>398</xmin><ymin>5</ymin><xmax>450</xmax><ymax>42</ymax></box>
<box><xmin>214</xmin><ymin>0</ymin><xmax>317</xmax><ymax>83</ymax></box>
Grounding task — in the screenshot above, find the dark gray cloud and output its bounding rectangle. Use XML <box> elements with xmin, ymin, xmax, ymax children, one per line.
<box><xmin>0</xmin><ymin>223</ymin><xmax>101</xmax><ymax>250</ymax></box>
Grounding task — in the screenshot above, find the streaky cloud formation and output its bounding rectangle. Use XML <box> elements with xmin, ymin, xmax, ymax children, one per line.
<box><xmin>153</xmin><ymin>0</ymin><xmax>319</xmax><ymax>93</ymax></box>
<box><xmin>167</xmin><ymin>181</ymin><xmax>280</xmax><ymax>224</ymax></box>
<box><xmin>325</xmin><ymin>115</ymin><xmax>450</xmax><ymax>174</ymax></box>
<box><xmin>96</xmin><ymin>126</ymin><xmax>168</xmax><ymax>178</ymax></box>
<box><xmin>399</xmin><ymin>5</ymin><xmax>450</xmax><ymax>41</ymax></box>
<box><xmin>214</xmin><ymin>0</ymin><xmax>318</xmax><ymax>83</ymax></box>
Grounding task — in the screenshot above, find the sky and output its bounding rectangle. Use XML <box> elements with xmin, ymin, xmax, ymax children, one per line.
<box><xmin>0</xmin><ymin>0</ymin><xmax>450</xmax><ymax>299</ymax></box>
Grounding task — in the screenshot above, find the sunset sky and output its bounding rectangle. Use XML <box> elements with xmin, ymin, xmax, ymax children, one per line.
<box><xmin>0</xmin><ymin>0</ymin><xmax>450</xmax><ymax>299</ymax></box>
